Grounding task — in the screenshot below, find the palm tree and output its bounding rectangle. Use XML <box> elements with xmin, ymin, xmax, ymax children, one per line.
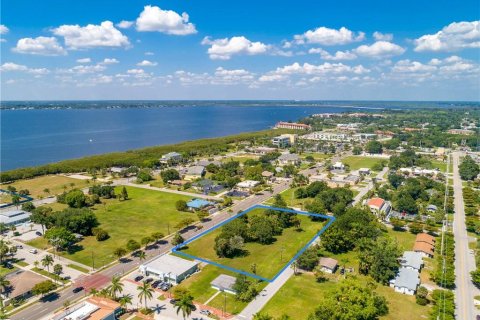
<box><xmin>137</xmin><ymin>281</ymin><xmax>154</xmax><ymax>310</ymax></box>
<box><xmin>41</xmin><ymin>255</ymin><xmax>54</xmax><ymax>273</ymax></box>
<box><xmin>141</xmin><ymin>236</ymin><xmax>152</xmax><ymax>250</ymax></box>
<box><xmin>90</xmin><ymin>288</ymin><xmax>99</xmax><ymax>296</ymax></box>
<box><xmin>113</xmin><ymin>247</ymin><xmax>127</xmax><ymax>262</ymax></box>
<box><xmin>53</xmin><ymin>264</ymin><xmax>63</xmax><ymax>284</ymax></box>
<box><xmin>118</xmin><ymin>294</ymin><xmax>133</xmax><ymax>310</ymax></box>
<box><xmin>138</xmin><ymin>250</ymin><xmax>146</xmax><ymax>262</ymax></box>
<box><xmin>175</xmin><ymin>293</ymin><xmax>195</xmax><ymax>320</ymax></box>
<box><xmin>0</xmin><ymin>276</ymin><xmax>10</xmax><ymax>297</ymax></box>
<box><xmin>109</xmin><ymin>275</ymin><xmax>124</xmax><ymax>299</ymax></box>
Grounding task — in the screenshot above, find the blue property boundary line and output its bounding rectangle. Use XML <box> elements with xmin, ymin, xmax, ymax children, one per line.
<box><xmin>0</xmin><ymin>189</ymin><xmax>34</xmax><ymax>208</ymax></box>
<box><xmin>172</xmin><ymin>204</ymin><xmax>335</xmax><ymax>282</ymax></box>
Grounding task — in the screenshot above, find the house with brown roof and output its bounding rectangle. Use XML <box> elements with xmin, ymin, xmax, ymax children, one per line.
<box><xmin>413</xmin><ymin>241</ymin><xmax>434</xmax><ymax>258</ymax></box>
<box><xmin>319</xmin><ymin>257</ymin><xmax>338</xmax><ymax>274</ymax></box>
<box><xmin>415</xmin><ymin>233</ymin><xmax>435</xmax><ymax>247</ymax></box>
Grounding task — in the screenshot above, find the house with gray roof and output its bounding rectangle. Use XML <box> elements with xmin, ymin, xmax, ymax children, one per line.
<box><xmin>160</xmin><ymin>152</ymin><xmax>183</xmax><ymax>164</ymax></box>
<box><xmin>184</xmin><ymin>166</ymin><xmax>206</xmax><ymax>181</ymax></box>
<box><xmin>0</xmin><ymin>210</ymin><xmax>31</xmax><ymax>226</ymax></box>
<box><xmin>390</xmin><ymin>267</ymin><xmax>420</xmax><ymax>295</ymax></box>
<box><xmin>211</xmin><ymin>274</ymin><xmax>237</xmax><ymax>294</ymax></box>
<box><xmin>399</xmin><ymin>251</ymin><xmax>424</xmax><ymax>271</ymax></box>
<box><xmin>277</xmin><ymin>153</ymin><xmax>301</xmax><ymax>166</ymax></box>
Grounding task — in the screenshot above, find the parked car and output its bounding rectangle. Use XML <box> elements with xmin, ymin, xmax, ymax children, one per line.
<box><xmin>16</xmin><ymin>245</ymin><xmax>23</xmax><ymax>249</ymax></box>
<box><xmin>145</xmin><ymin>278</ymin><xmax>154</xmax><ymax>283</ymax></box>
<box><xmin>35</xmin><ymin>231</ymin><xmax>42</xmax><ymax>236</ymax></box>
<box><xmin>200</xmin><ymin>310</ymin><xmax>211</xmax><ymax>316</ymax></box>
<box><xmin>134</xmin><ymin>275</ymin><xmax>144</xmax><ymax>282</ymax></box>
<box><xmin>73</xmin><ymin>286</ymin><xmax>84</xmax><ymax>293</ymax></box>
<box><xmin>169</xmin><ymin>299</ymin><xmax>177</xmax><ymax>305</ymax></box>
<box><xmin>29</xmin><ymin>249</ymin><xmax>38</xmax><ymax>254</ymax></box>
<box><xmin>152</xmin><ymin>280</ymin><xmax>161</xmax><ymax>288</ymax></box>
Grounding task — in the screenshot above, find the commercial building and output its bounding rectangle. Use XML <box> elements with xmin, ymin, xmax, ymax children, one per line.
<box><xmin>301</xmin><ymin>131</ymin><xmax>350</xmax><ymax>142</ymax></box>
<box><xmin>0</xmin><ymin>210</ymin><xmax>31</xmax><ymax>226</ymax></box>
<box><xmin>272</xmin><ymin>135</ymin><xmax>291</xmax><ymax>148</ymax></box>
<box><xmin>53</xmin><ymin>297</ymin><xmax>122</xmax><ymax>320</ymax></box>
<box><xmin>139</xmin><ymin>254</ymin><xmax>199</xmax><ymax>284</ymax></box>
<box><xmin>447</xmin><ymin>128</ymin><xmax>475</xmax><ymax>135</ymax></box>
<box><xmin>274</xmin><ymin>122</ymin><xmax>311</xmax><ymax>130</ymax></box>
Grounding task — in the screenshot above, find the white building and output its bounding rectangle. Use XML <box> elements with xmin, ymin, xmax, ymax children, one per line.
<box><xmin>0</xmin><ymin>210</ymin><xmax>31</xmax><ymax>226</ymax></box>
<box><xmin>277</xmin><ymin>153</ymin><xmax>301</xmax><ymax>166</ymax></box>
<box><xmin>302</xmin><ymin>131</ymin><xmax>350</xmax><ymax>142</ymax></box>
<box><xmin>139</xmin><ymin>254</ymin><xmax>199</xmax><ymax>284</ymax></box>
<box><xmin>399</xmin><ymin>251</ymin><xmax>424</xmax><ymax>272</ymax></box>
<box><xmin>236</xmin><ymin>180</ymin><xmax>260</xmax><ymax>191</ymax></box>
<box><xmin>390</xmin><ymin>267</ymin><xmax>420</xmax><ymax>295</ymax></box>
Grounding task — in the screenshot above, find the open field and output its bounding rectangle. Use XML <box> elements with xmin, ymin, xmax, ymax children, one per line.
<box><xmin>386</xmin><ymin>228</ymin><xmax>417</xmax><ymax>251</ymax></box>
<box><xmin>1</xmin><ymin>175</ymin><xmax>90</xmax><ymax>199</ymax></box>
<box><xmin>264</xmin><ymin>188</ymin><xmax>308</xmax><ymax>209</ymax></box>
<box><xmin>261</xmin><ymin>272</ymin><xmax>430</xmax><ymax>320</ymax></box>
<box><xmin>342</xmin><ymin>156</ymin><xmax>386</xmax><ymax>170</ymax></box>
<box><xmin>430</xmin><ymin>160</ymin><xmax>447</xmax><ymax>173</ymax></box>
<box><xmin>176</xmin><ymin>264</ymin><xmax>258</xmax><ymax>315</ymax></box>
<box><xmin>222</xmin><ymin>155</ymin><xmax>259</xmax><ymax>164</ymax></box>
<box><xmin>180</xmin><ymin>208</ymin><xmax>326</xmax><ymax>279</ymax></box>
<box><xmin>55</xmin><ymin>186</ymin><xmax>195</xmax><ymax>267</ymax></box>
<box><xmin>300</xmin><ymin>152</ymin><xmax>331</xmax><ymax>160</ymax></box>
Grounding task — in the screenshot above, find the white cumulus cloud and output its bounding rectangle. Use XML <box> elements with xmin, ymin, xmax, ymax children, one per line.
<box><xmin>202</xmin><ymin>36</ymin><xmax>269</xmax><ymax>60</ymax></box>
<box><xmin>136</xmin><ymin>5</ymin><xmax>197</xmax><ymax>35</ymax></box>
<box><xmin>116</xmin><ymin>20</ymin><xmax>134</xmax><ymax>29</ymax></box>
<box><xmin>137</xmin><ymin>60</ymin><xmax>158</xmax><ymax>67</ymax></box>
<box><xmin>294</xmin><ymin>26</ymin><xmax>365</xmax><ymax>45</ymax></box>
<box><xmin>0</xmin><ymin>25</ymin><xmax>9</xmax><ymax>34</ymax></box>
<box><xmin>308</xmin><ymin>48</ymin><xmax>357</xmax><ymax>60</ymax></box>
<box><xmin>101</xmin><ymin>58</ymin><xmax>119</xmax><ymax>64</ymax></box>
<box><xmin>53</xmin><ymin>21</ymin><xmax>129</xmax><ymax>49</ymax></box>
<box><xmin>414</xmin><ymin>21</ymin><xmax>480</xmax><ymax>52</ymax></box>
<box><xmin>0</xmin><ymin>62</ymin><xmax>50</xmax><ymax>75</ymax></box>
<box><xmin>373</xmin><ymin>32</ymin><xmax>393</xmax><ymax>41</ymax></box>
<box><xmin>76</xmin><ymin>58</ymin><xmax>91</xmax><ymax>64</ymax></box>
<box><xmin>13</xmin><ymin>36</ymin><xmax>66</xmax><ymax>56</ymax></box>
<box><xmin>354</xmin><ymin>41</ymin><xmax>405</xmax><ymax>58</ymax></box>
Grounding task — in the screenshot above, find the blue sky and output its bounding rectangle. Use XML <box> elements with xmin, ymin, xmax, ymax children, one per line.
<box><xmin>1</xmin><ymin>0</ymin><xmax>479</xmax><ymax>101</ymax></box>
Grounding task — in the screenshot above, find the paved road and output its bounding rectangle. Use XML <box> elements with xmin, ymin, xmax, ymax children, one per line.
<box><xmin>452</xmin><ymin>151</ymin><xmax>478</xmax><ymax>320</ymax></box>
<box><xmin>11</xmin><ymin>181</ymin><xmax>290</xmax><ymax>320</ymax></box>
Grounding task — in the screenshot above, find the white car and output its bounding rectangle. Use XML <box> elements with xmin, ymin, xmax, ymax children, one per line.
<box><xmin>29</xmin><ymin>249</ymin><xmax>38</xmax><ymax>254</ymax></box>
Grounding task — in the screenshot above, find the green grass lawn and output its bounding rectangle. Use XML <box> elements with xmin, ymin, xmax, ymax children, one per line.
<box><xmin>181</xmin><ymin>208</ymin><xmax>325</xmax><ymax>279</ymax></box>
<box><xmin>264</xmin><ymin>188</ymin><xmax>309</xmax><ymax>209</ymax></box>
<box><xmin>342</xmin><ymin>156</ymin><xmax>385</xmax><ymax>170</ymax></box>
<box><xmin>222</xmin><ymin>155</ymin><xmax>259</xmax><ymax>164</ymax></box>
<box><xmin>430</xmin><ymin>160</ymin><xmax>447</xmax><ymax>173</ymax></box>
<box><xmin>261</xmin><ymin>272</ymin><xmax>430</xmax><ymax>320</ymax></box>
<box><xmin>26</xmin><ymin>236</ymin><xmax>51</xmax><ymax>250</ymax></box>
<box><xmin>176</xmin><ymin>264</ymin><xmax>259</xmax><ymax>315</ymax></box>
<box><xmin>300</xmin><ymin>152</ymin><xmax>331</xmax><ymax>160</ymax></box>
<box><xmin>2</xmin><ymin>175</ymin><xmax>90</xmax><ymax>199</ymax></box>
<box><xmin>40</xmin><ymin>202</ymin><xmax>69</xmax><ymax>212</ymax></box>
<box><xmin>0</xmin><ymin>265</ymin><xmax>17</xmax><ymax>276</ymax></box>
<box><xmin>57</xmin><ymin>186</ymin><xmax>196</xmax><ymax>268</ymax></box>
<box><xmin>386</xmin><ymin>228</ymin><xmax>417</xmax><ymax>252</ymax></box>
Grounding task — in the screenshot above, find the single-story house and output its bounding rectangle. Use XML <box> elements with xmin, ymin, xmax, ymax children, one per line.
<box><xmin>186</xmin><ymin>199</ymin><xmax>215</xmax><ymax>210</ymax></box>
<box><xmin>319</xmin><ymin>257</ymin><xmax>338</xmax><ymax>274</ymax></box>
<box><xmin>249</xmin><ymin>147</ymin><xmax>277</xmax><ymax>154</ymax></box>
<box><xmin>367</xmin><ymin>198</ymin><xmax>391</xmax><ymax>216</ymax></box>
<box><xmin>399</xmin><ymin>251</ymin><xmax>424</xmax><ymax>271</ymax></box>
<box><xmin>160</xmin><ymin>152</ymin><xmax>183</xmax><ymax>164</ymax></box>
<box><xmin>415</xmin><ymin>233</ymin><xmax>435</xmax><ymax>247</ymax></box>
<box><xmin>343</xmin><ymin>174</ymin><xmax>360</xmax><ymax>185</ymax></box>
<box><xmin>262</xmin><ymin>171</ymin><xmax>274</xmax><ymax>181</ymax></box>
<box><xmin>358</xmin><ymin>168</ymin><xmax>371</xmax><ymax>175</ymax></box>
<box><xmin>390</xmin><ymin>267</ymin><xmax>420</xmax><ymax>295</ymax></box>
<box><xmin>413</xmin><ymin>241</ymin><xmax>434</xmax><ymax>258</ymax></box>
<box><xmin>332</xmin><ymin>161</ymin><xmax>345</xmax><ymax>170</ymax></box>
<box><xmin>109</xmin><ymin>166</ymin><xmax>124</xmax><ymax>174</ymax></box>
<box><xmin>53</xmin><ymin>297</ymin><xmax>122</xmax><ymax>320</ymax></box>
<box><xmin>226</xmin><ymin>190</ymin><xmax>249</xmax><ymax>198</ymax></box>
<box><xmin>426</xmin><ymin>204</ymin><xmax>438</xmax><ymax>212</ymax></box>
<box><xmin>193</xmin><ymin>179</ymin><xmax>223</xmax><ymax>194</ymax></box>
<box><xmin>3</xmin><ymin>270</ymin><xmax>45</xmax><ymax>305</ymax></box>
<box><xmin>196</xmin><ymin>159</ymin><xmax>222</xmax><ymax>167</ymax></box>
<box><xmin>277</xmin><ymin>153</ymin><xmax>301</xmax><ymax>166</ymax></box>
<box><xmin>210</xmin><ymin>274</ymin><xmax>237</xmax><ymax>294</ymax></box>
<box><xmin>184</xmin><ymin>166</ymin><xmax>206</xmax><ymax>181</ymax></box>
<box><xmin>0</xmin><ymin>210</ymin><xmax>31</xmax><ymax>226</ymax></box>
<box><xmin>236</xmin><ymin>180</ymin><xmax>261</xmax><ymax>191</ymax></box>
<box><xmin>139</xmin><ymin>254</ymin><xmax>199</xmax><ymax>284</ymax></box>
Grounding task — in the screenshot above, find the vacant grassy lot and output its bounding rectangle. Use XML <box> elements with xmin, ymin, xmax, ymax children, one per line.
<box><xmin>222</xmin><ymin>155</ymin><xmax>259</xmax><ymax>164</ymax></box>
<box><xmin>264</xmin><ymin>188</ymin><xmax>308</xmax><ymax>209</ymax></box>
<box><xmin>430</xmin><ymin>160</ymin><xmax>447</xmax><ymax>173</ymax></box>
<box><xmin>181</xmin><ymin>208</ymin><xmax>325</xmax><ymax>279</ymax></box>
<box><xmin>57</xmin><ymin>186</ymin><xmax>195</xmax><ymax>268</ymax></box>
<box><xmin>300</xmin><ymin>152</ymin><xmax>331</xmax><ymax>160</ymax></box>
<box><xmin>2</xmin><ymin>175</ymin><xmax>89</xmax><ymax>199</ymax></box>
<box><xmin>261</xmin><ymin>272</ymin><xmax>430</xmax><ymax>320</ymax></box>
<box><xmin>342</xmin><ymin>156</ymin><xmax>386</xmax><ymax>170</ymax></box>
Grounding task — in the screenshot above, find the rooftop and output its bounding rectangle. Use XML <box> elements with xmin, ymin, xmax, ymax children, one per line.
<box><xmin>319</xmin><ymin>257</ymin><xmax>338</xmax><ymax>270</ymax></box>
<box><xmin>187</xmin><ymin>198</ymin><xmax>214</xmax><ymax>209</ymax></box>
<box><xmin>393</xmin><ymin>267</ymin><xmax>420</xmax><ymax>291</ymax></box>
<box><xmin>210</xmin><ymin>274</ymin><xmax>237</xmax><ymax>292</ymax></box>
<box><xmin>367</xmin><ymin>198</ymin><xmax>385</xmax><ymax>208</ymax></box>
<box><xmin>278</xmin><ymin>153</ymin><xmax>300</xmax><ymax>161</ymax></box>
<box><xmin>6</xmin><ymin>270</ymin><xmax>45</xmax><ymax>298</ymax></box>
<box><xmin>186</xmin><ymin>165</ymin><xmax>205</xmax><ymax>176</ymax></box>
<box><xmin>415</xmin><ymin>233</ymin><xmax>436</xmax><ymax>246</ymax></box>
<box><xmin>400</xmin><ymin>251</ymin><xmax>423</xmax><ymax>270</ymax></box>
<box><xmin>413</xmin><ymin>241</ymin><xmax>434</xmax><ymax>256</ymax></box>
<box><xmin>237</xmin><ymin>180</ymin><xmax>260</xmax><ymax>188</ymax></box>
<box><xmin>53</xmin><ymin>297</ymin><xmax>120</xmax><ymax>320</ymax></box>
<box><xmin>0</xmin><ymin>210</ymin><xmax>31</xmax><ymax>225</ymax></box>
<box><xmin>141</xmin><ymin>254</ymin><xmax>198</xmax><ymax>276</ymax></box>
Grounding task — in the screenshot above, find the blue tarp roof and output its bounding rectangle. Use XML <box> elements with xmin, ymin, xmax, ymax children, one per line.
<box><xmin>187</xmin><ymin>198</ymin><xmax>214</xmax><ymax>209</ymax></box>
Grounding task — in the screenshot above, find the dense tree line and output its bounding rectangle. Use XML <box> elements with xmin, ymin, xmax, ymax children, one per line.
<box><xmin>431</xmin><ymin>232</ymin><xmax>455</xmax><ymax>288</ymax></box>
<box><xmin>295</xmin><ymin>181</ymin><xmax>354</xmax><ymax>216</ymax></box>
<box><xmin>459</xmin><ymin>155</ymin><xmax>480</xmax><ymax>181</ymax></box>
